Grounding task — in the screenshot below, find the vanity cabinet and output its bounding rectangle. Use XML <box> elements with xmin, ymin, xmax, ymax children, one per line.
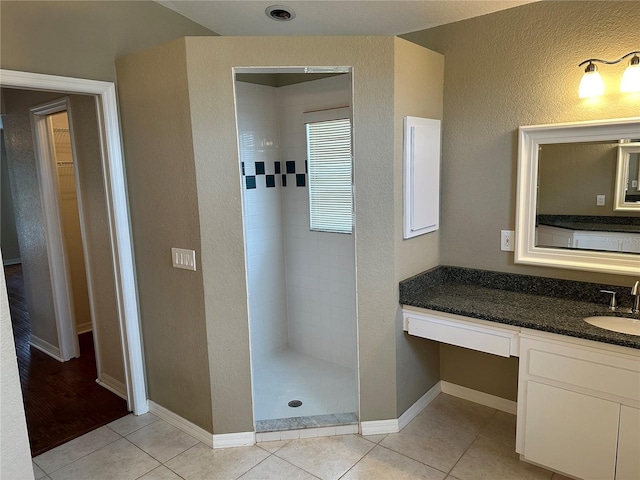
<box><xmin>536</xmin><ymin>225</ymin><xmax>640</xmax><ymax>253</ymax></box>
<box><xmin>517</xmin><ymin>332</ymin><xmax>640</xmax><ymax>480</ymax></box>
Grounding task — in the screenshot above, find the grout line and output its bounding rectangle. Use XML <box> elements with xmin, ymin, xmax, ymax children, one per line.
<box><xmin>233</xmin><ymin>451</ymin><xmax>274</xmax><ymax>479</ymax></box>
<box><xmin>446</xmin><ymin>432</ymin><xmax>479</xmax><ymax>476</ymax></box>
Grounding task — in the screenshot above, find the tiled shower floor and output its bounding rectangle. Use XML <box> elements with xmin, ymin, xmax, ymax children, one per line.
<box><xmin>252</xmin><ymin>347</ymin><xmax>358</xmax><ymax>422</ymax></box>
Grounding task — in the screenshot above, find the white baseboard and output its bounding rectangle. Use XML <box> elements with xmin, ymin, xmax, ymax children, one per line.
<box><xmin>440</xmin><ymin>381</ymin><xmax>517</xmax><ymax>415</ymax></box>
<box><xmin>76</xmin><ymin>322</ymin><xmax>93</xmax><ymax>334</ymax></box>
<box><xmin>360</xmin><ymin>419</ymin><xmax>399</xmax><ymax>436</ymax></box>
<box><xmin>97</xmin><ymin>373</ymin><xmax>127</xmax><ymax>400</ymax></box>
<box><xmin>3</xmin><ymin>257</ymin><xmax>21</xmax><ymax>266</ymax></box>
<box><xmin>213</xmin><ymin>431</ymin><xmax>256</xmax><ymax>449</ymax></box>
<box><xmin>29</xmin><ymin>335</ymin><xmax>63</xmax><ymax>362</ymax></box>
<box><xmin>398</xmin><ymin>381</ymin><xmax>441</xmax><ymax>430</ymax></box>
<box><xmin>360</xmin><ymin>381</ymin><xmax>441</xmax><ymax>435</ymax></box>
<box><xmin>148</xmin><ymin>400</ymin><xmax>214</xmax><ymax>448</ymax></box>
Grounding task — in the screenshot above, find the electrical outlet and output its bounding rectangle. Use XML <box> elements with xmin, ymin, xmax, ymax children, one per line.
<box><xmin>172</xmin><ymin>248</ymin><xmax>196</xmax><ymax>271</ymax></box>
<box><xmin>501</xmin><ymin>230</ymin><xmax>515</xmax><ymax>251</ymax></box>
<box><xmin>596</xmin><ymin>194</ymin><xmax>606</xmax><ymax>206</ymax></box>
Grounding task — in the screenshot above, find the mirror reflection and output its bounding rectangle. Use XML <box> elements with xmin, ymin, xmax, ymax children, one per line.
<box><xmin>536</xmin><ymin>140</ymin><xmax>640</xmax><ymax>254</ymax></box>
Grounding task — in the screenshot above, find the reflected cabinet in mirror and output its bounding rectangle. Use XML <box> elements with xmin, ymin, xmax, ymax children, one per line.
<box><xmin>516</xmin><ymin>117</ymin><xmax>640</xmax><ymax>275</ymax></box>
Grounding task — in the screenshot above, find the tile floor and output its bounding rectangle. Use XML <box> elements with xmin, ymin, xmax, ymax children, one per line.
<box><xmin>32</xmin><ymin>393</ymin><xmax>573</xmax><ymax>480</ymax></box>
<box><xmin>252</xmin><ymin>348</ymin><xmax>358</xmax><ymax>421</ymax></box>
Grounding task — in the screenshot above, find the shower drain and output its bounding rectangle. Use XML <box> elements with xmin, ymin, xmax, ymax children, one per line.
<box><xmin>288</xmin><ymin>400</ymin><xmax>303</xmax><ymax>408</ymax></box>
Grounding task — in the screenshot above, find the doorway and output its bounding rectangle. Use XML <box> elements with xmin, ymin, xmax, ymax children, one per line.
<box><xmin>234</xmin><ymin>67</ymin><xmax>359</xmax><ymax>433</ymax></box>
<box><xmin>0</xmin><ymin>69</ymin><xmax>147</xmax><ymax>454</ymax></box>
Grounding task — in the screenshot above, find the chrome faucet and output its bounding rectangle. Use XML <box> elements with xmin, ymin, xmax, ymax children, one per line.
<box><xmin>632</xmin><ymin>281</ymin><xmax>640</xmax><ymax>314</ymax></box>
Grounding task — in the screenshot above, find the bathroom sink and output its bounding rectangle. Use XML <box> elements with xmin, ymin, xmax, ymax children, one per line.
<box><xmin>583</xmin><ymin>316</ymin><xmax>640</xmax><ymax>336</ymax></box>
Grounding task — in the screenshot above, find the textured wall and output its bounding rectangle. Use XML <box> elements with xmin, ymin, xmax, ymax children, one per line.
<box><xmin>393</xmin><ymin>38</ymin><xmax>444</xmax><ymax>416</ymax></box>
<box><xmin>401</xmin><ymin>0</ymin><xmax>640</xmax><ymax>400</ymax></box>
<box><xmin>0</xmin><ymin>1</ymin><xmax>214</xmax><ymax>81</ymax></box>
<box><xmin>1</xmin><ymin>133</ymin><xmax>21</xmax><ymax>263</ymax></box>
<box><xmin>68</xmin><ymin>95</ymin><xmax>125</xmax><ymax>384</ymax></box>
<box><xmin>3</xmin><ymin>89</ymin><xmax>62</xmax><ymax>348</ymax></box>
<box><xmin>401</xmin><ymin>0</ymin><xmax>640</xmax><ymax>286</ymax></box>
<box><xmin>115</xmin><ymin>39</ymin><xmax>213</xmax><ymax>432</ymax></box>
<box><xmin>0</xmin><ymin>263</ymin><xmax>34</xmax><ymax>480</ymax></box>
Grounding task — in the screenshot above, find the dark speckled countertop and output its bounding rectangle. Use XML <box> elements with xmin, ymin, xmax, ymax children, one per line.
<box><xmin>400</xmin><ymin>266</ymin><xmax>640</xmax><ymax>350</ymax></box>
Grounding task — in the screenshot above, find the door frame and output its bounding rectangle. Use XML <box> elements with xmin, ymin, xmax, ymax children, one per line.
<box><xmin>30</xmin><ymin>97</ymin><xmax>82</xmax><ymax>361</ymax></box>
<box><xmin>1</xmin><ymin>69</ymin><xmax>148</xmax><ymax>414</ymax></box>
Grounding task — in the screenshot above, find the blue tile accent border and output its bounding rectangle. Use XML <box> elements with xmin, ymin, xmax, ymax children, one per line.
<box><xmin>286</xmin><ymin>161</ymin><xmax>296</xmax><ymax>174</ymax></box>
<box><xmin>266</xmin><ymin>175</ymin><xmax>275</xmax><ymax>188</ymax></box>
<box><xmin>296</xmin><ymin>174</ymin><xmax>306</xmax><ymax>187</ymax></box>
<box><xmin>275</xmin><ymin>161</ymin><xmax>281</xmax><ymax>174</ymax></box>
<box><xmin>256</xmin><ymin>162</ymin><xmax>265</xmax><ymax>175</ymax></box>
<box><xmin>245</xmin><ymin>176</ymin><xmax>256</xmax><ymax>189</ymax></box>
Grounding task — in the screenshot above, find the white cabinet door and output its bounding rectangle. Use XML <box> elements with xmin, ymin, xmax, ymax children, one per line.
<box><xmin>616</xmin><ymin>405</ymin><xmax>640</xmax><ymax>480</ymax></box>
<box><xmin>523</xmin><ymin>381</ymin><xmax>619</xmax><ymax>480</ymax></box>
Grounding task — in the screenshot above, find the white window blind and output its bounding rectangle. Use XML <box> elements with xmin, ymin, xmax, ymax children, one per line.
<box><xmin>306</xmin><ymin>112</ymin><xmax>353</xmax><ymax>234</ymax></box>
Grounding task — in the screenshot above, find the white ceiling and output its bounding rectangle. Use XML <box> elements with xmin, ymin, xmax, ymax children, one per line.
<box><xmin>158</xmin><ymin>1</ymin><xmax>538</xmax><ymax>37</ymax></box>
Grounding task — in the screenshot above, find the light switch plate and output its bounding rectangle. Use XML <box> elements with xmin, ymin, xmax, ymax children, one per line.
<box><xmin>596</xmin><ymin>194</ymin><xmax>606</xmax><ymax>206</ymax></box>
<box><xmin>172</xmin><ymin>248</ymin><xmax>196</xmax><ymax>271</ymax></box>
<box><xmin>501</xmin><ymin>230</ymin><xmax>515</xmax><ymax>251</ymax></box>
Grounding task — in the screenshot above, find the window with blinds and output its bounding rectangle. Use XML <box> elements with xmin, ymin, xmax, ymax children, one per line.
<box><xmin>306</xmin><ymin>113</ymin><xmax>353</xmax><ymax>234</ymax></box>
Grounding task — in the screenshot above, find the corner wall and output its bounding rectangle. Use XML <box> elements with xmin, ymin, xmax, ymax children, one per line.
<box><xmin>115</xmin><ymin>39</ymin><xmax>213</xmax><ymax>432</ymax></box>
<box><xmin>392</xmin><ymin>38</ymin><xmax>444</xmax><ymax>415</ymax></box>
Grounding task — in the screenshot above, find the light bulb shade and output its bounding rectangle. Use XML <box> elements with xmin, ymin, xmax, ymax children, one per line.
<box><xmin>620</xmin><ymin>59</ymin><xmax>640</xmax><ymax>93</ymax></box>
<box><xmin>579</xmin><ymin>68</ymin><xmax>605</xmax><ymax>98</ymax></box>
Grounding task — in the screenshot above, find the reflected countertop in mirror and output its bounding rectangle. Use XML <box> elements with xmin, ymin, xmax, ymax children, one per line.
<box><xmin>537</xmin><ymin>215</ymin><xmax>640</xmax><ymax>234</ymax></box>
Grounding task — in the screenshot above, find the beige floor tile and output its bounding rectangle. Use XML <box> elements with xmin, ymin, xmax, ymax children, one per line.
<box><xmin>239</xmin><ymin>455</ymin><xmax>320</xmax><ymax>479</ymax></box>
<box><xmin>420</xmin><ymin>394</ymin><xmax>496</xmax><ymax>434</ymax></box>
<box><xmin>275</xmin><ymin>434</ymin><xmax>375</xmax><ymax>480</ymax></box>
<box><xmin>477</xmin><ymin>411</ymin><xmax>517</xmax><ymax>449</ymax></box>
<box><xmin>107</xmin><ymin>412</ymin><xmax>159</xmax><ymax>436</ymax></box>
<box><xmin>381</xmin><ymin>415</ymin><xmax>476</xmax><ymax>473</ymax></box>
<box><xmin>126</xmin><ymin>419</ymin><xmax>199</xmax><ymax>462</ymax></box>
<box><xmin>258</xmin><ymin>439</ymin><xmax>290</xmax><ymax>453</ymax></box>
<box><xmin>341</xmin><ymin>445</ymin><xmax>447</xmax><ymax>480</ymax></box>
<box><xmin>358</xmin><ymin>433</ymin><xmax>387</xmax><ymax>444</ymax></box>
<box><xmin>137</xmin><ymin>465</ymin><xmax>184</xmax><ymax>479</ymax></box>
<box><xmin>165</xmin><ymin>443</ymin><xmax>269</xmax><ymax>480</ymax></box>
<box><xmin>33</xmin><ymin>461</ymin><xmax>46</xmax><ymax>479</ymax></box>
<box><xmin>48</xmin><ymin>438</ymin><xmax>159</xmax><ymax>480</ymax></box>
<box><xmin>33</xmin><ymin>426</ymin><xmax>121</xmax><ymax>474</ymax></box>
<box><xmin>450</xmin><ymin>436</ymin><xmax>553</xmax><ymax>480</ymax></box>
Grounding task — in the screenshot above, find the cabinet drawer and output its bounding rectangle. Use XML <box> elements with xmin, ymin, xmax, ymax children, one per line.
<box><xmin>528</xmin><ymin>349</ymin><xmax>640</xmax><ymax>401</ymax></box>
<box><xmin>404</xmin><ymin>310</ymin><xmax>518</xmax><ymax>357</ymax></box>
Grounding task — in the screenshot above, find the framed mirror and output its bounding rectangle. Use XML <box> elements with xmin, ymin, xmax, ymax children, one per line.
<box><xmin>614</xmin><ymin>143</ymin><xmax>640</xmax><ymax>211</ymax></box>
<box><xmin>515</xmin><ymin>117</ymin><xmax>640</xmax><ymax>276</ymax></box>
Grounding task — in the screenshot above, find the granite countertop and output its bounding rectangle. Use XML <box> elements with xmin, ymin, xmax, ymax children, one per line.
<box><xmin>536</xmin><ymin>215</ymin><xmax>640</xmax><ymax>234</ymax></box>
<box><xmin>400</xmin><ymin>266</ymin><xmax>640</xmax><ymax>350</ymax></box>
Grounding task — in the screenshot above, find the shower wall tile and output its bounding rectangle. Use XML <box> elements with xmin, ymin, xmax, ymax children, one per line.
<box><xmin>236</xmin><ymin>81</ymin><xmax>288</xmax><ymax>359</ymax></box>
<box><xmin>277</xmin><ymin>75</ymin><xmax>357</xmax><ymax>370</ymax></box>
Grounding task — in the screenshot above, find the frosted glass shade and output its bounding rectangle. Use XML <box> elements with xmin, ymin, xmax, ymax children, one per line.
<box><xmin>579</xmin><ymin>70</ymin><xmax>605</xmax><ymax>98</ymax></box>
<box><xmin>620</xmin><ymin>63</ymin><xmax>640</xmax><ymax>93</ymax></box>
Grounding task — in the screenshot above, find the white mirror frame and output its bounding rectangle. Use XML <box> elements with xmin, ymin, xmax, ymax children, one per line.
<box><xmin>515</xmin><ymin>117</ymin><xmax>640</xmax><ymax>276</ymax></box>
<box><xmin>614</xmin><ymin>142</ymin><xmax>640</xmax><ymax>211</ymax></box>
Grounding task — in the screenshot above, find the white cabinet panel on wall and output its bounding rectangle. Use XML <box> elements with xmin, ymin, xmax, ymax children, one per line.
<box><xmin>616</xmin><ymin>405</ymin><xmax>640</xmax><ymax>480</ymax></box>
<box><xmin>403</xmin><ymin>117</ymin><xmax>440</xmax><ymax>239</ymax></box>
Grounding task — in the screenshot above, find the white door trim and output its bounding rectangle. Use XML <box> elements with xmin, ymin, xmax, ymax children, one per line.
<box><xmin>0</xmin><ymin>69</ymin><xmax>148</xmax><ymax>414</ymax></box>
<box><xmin>30</xmin><ymin>97</ymin><xmax>80</xmax><ymax>361</ymax></box>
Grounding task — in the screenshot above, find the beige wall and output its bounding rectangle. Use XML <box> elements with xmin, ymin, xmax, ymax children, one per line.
<box><xmin>0</xmin><ymin>262</ymin><xmax>33</xmax><ymax>480</ymax></box>
<box><xmin>401</xmin><ymin>1</ymin><xmax>640</xmax><ymax>400</ymax></box>
<box><xmin>2</xmin><ymin>89</ymin><xmax>125</xmax><ymax>384</ymax></box>
<box><xmin>538</xmin><ymin>142</ymin><xmax>625</xmax><ymax>216</ymax></box>
<box><xmin>393</xmin><ymin>38</ymin><xmax>444</xmax><ymax>415</ymax></box>
<box><xmin>116</xmin><ymin>39</ymin><xmax>213</xmax><ymax>431</ymax></box>
<box><xmin>401</xmin><ymin>0</ymin><xmax>640</xmax><ymax>287</ymax></box>
<box><xmin>0</xmin><ymin>1</ymin><xmax>214</xmax><ymax>81</ymax></box>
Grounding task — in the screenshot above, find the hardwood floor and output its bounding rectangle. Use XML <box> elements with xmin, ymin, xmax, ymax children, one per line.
<box><xmin>4</xmin><ymin>264</ymin><xmax>129</xmax><ymax>457</ymax></box>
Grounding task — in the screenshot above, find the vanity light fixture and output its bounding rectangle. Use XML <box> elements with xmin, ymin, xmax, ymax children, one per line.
<box><xmin>578</xmin><ymin>51</ymin><xmax>640</xmax><ymax>98</ymax></box>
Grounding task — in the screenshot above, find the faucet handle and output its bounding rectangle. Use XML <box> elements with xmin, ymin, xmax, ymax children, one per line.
<box><xmin>600</xmin><ymin>290</ymin><xmax>618</xmax><ymax>310</ymax></box>
<box><xmin>632</xmin><ymin>281</ymin><xmax>640</xmax><ymax>296</ymax></box>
